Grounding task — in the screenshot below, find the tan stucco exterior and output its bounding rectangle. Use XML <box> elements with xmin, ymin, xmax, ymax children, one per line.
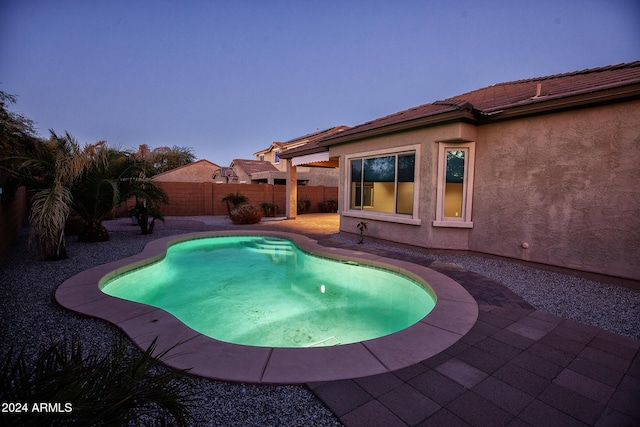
<box><xmin>332</xmin><ymin>99</ymin><xmax>640</xmax><ymax>280</ymax></box>
<box><xmin>152</xmin><ymin>159</ymin><xmax>220</xmax><ymax>183</ymax></box>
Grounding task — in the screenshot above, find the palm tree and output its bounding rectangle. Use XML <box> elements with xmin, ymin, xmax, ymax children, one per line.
<box><xmin>72</xmin><ymin>144</ymin><xmax>131</xmax><ymax>242</ymax></box>
<box><xmin>6</xmin><ymin>126</ymin><xmax>170</xmax><ymax>252</ymax></box>
<box><xmin>125</xmin><ymin>181</ymin><xmax>169</xmax><ymax>235</ymax></box>
<box><xmin>13</xmin><ymin>131</ymin><xmax>92</xmax><ymax>259</ymax></box>
<box><xmin>72</xmin><ymin>144</ymin><xmax>169</xmax><ymax>241</ymax></box>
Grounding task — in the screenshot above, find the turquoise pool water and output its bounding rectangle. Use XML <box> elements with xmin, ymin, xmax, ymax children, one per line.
<box><xmin>101</xmin><ymin>236</ymin><xmax>436</xmax><ymax>347</ymax></box>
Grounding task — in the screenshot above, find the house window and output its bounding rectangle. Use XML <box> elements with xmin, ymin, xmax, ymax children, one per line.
<box><xmin>434</xmin><ymin>142</ymin><xmax>475</xmax><ymax>228</ymax></box>
<box><xmin>349</xmin><ymin>151</ymin><xmax>416</xmax><ymax>216</ymax></box>
<box><xmin>274</xmin><ymin>151</ymin><xmax>280</xmax><ymax>163</ymax></box>
<box><xmin>259</xmin><ymin>155</ymin><xmax>264</xmax><ymax>161</ymax></box>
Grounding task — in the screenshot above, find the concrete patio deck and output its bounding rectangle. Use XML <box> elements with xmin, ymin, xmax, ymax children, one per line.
<box><xmin>71</xmin><ymin>214</ymin><xmax>640</xmax><ymax>425</ymax></box>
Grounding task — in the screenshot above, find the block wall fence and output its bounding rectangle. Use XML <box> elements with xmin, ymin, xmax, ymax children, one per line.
<box><xmin>0</xmin><ymin>186</ymin><xmax>28</xmax><ymax>258</ymax></box>
<box><xmin>117</xmin><ymin>183</ymin><xmax>338</xmax><ymax>217</ymax></box>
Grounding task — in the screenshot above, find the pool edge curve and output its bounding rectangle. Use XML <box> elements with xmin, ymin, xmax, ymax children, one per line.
<box><xmin>55</xmin><ymin>230</ymin><xmax>478</xmax><ymax>385</ymax></box>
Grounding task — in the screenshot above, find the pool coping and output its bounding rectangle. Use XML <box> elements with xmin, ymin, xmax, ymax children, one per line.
<box><xmin>55</xmin><ymin>230</ymin><xmax>478</xmax><ymax>385</ymax></box>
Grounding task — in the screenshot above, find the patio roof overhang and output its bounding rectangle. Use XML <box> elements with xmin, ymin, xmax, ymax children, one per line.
<box><xmin>291</xmin><ymin>151</ymin><xmax>328</xmax><ymax>166</ymax></box>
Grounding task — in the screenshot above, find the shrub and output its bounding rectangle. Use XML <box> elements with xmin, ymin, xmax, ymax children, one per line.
<box><xmin>296</xmin><ymin>199</ymin><xmax>311</xmax><ymax>214</ymax></box>
<box><xmin>230</xmin><ymin>204</ymin><xmax>262</xmax><ymax>224</ymax></box>
<box><xmin>222</xmin><ymin>192</ymin><xmax>248</xmax><ymax>216</ymax></box>
<box><xmin>260</xmin><ymin>202</ymin><xmax>279</xmax><ymax>217</ymax></box>
<box><xmin>318</xmin><ymin>199</ymin><xmax>338</xmax><ymax>213</ymax></box>
<box><xmin>0</xmin><ymin>335</ymin><xmax>194</xmax><ymax>426</ymax></box>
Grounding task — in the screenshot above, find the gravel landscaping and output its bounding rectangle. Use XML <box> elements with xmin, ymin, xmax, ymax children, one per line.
<box><xmin>1</xmin><ymin>217</ymin><xmax>638</xmax><ymax>425</ymax></box>
<box><xmin>0</xmin><ymin>226</ymin><xmax>342</xmax><ymax>427</ymax></box>
<box><xmin>334</xmin><ymin>234</ymin><xmax>640</xmax><ymax>340</ymax></box>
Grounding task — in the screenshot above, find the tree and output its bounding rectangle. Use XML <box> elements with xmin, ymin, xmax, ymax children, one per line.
<box><xmin>151</xmin><ymin>145</ymin><xmax>195</xmax><ymax>174</ymax></box>
<box><xmin>124</xmin><ymin>178</ymin><xmax>169</xmax><ymax>235</ymax></box>
<box><xmin>131</xmin><ymin>144</ymin><xmax>195</xmax><ymax>176</ymax></box>
<box><xmin>71</xmin><ymin>143</ymin><xmax>170</xmax><ymax>241</ymax></box>
<box><xmin>0</xmin><ymin>91</ymin><xmax>38</xmax><ymax>153</ymax></box>
<box><xmin>71</xmin><ymin>144</ymin><xmax>131</xmax><ymax>242</ymax></box>
<box><xmin>0</xmin><ymin>90</ymin><xmax>40</xmax><ymax>203</ymax></box>
<box><xmin>12</xmin><ymin>131</ymin><xmax>93</xmax><ymax>259</ymax></box>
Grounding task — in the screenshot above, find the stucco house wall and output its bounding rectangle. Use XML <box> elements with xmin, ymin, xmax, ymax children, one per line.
<box><xmin>331</xmin><ymin>99</ymin><xmax>640</xmax><ymax>280</ymax></box>
<box><xmin>333</xmin><ymin>122</ymin><xmax>474</xmax><ymax>250</ymax></box>
<box><xmin>470</xmin><ymin>99</ymin><xmax>640</xmax><ymax>278</ymax></box>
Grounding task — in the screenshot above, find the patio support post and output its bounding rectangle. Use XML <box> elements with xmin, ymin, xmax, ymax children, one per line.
<box><xmin>286</xmin><ymin>160</ymin><xmax>297</xmax><ymax>219</ymax></box>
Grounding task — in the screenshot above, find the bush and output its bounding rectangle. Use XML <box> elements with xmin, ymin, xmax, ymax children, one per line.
<box><xmin>230</xmin><ymin>204</ymin><xmax>262</xmax><ymax>224</ymax></box>
<box><xmin>318</xmin><ymin>199</ymin><xmax>338</xmax><ymax>213</ymax></box>
<box><xmin>222</xmin><ymin>192</ymin><xmax>249</xmax><ymax>216</ymax></box>
<box><xmin>0</xmin><ymin>335</ymin><xmax>194</xmax><ymax>426</ymax></box>
<box><xmin>296</xmin><ymin>199</ymin><xmax>311</xmax><ymax>214</ymax></box>
<box><xmin>260</xmin><ymin>202</ymin><xmax>279</xmax><ymax>217</ymax></box>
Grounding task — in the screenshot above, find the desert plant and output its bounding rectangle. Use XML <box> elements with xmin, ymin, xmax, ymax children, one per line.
<box><xmin>129</xmin><ymin>196</ymin><xmax>166</xmax><ymax>235</ymax></box>
<box><xmin>296</xmin><ymin>199</ymin><xmax>311</xmax><ymax>214</ymax></box>
<box><xmin>318</xmin><ymin>199</ymin><xmax>338</xmax><ymax>213</ymax></box>
<box><xmin>122</xmin><ymin>171</ymin><xmax>169</xmax><ymax>236</ymax></box>
<box><xmin>0</xmin><ymin>335</ymin><xmax>194</xmax><ymax>426</ymax></box>
<box><xmin>260</xmin><ymin>202</ymin><xmax>278</xmax><ymax>217</ymax></box>
<box><xmin>11</xmin><ymin>131</ymin><xmax>94</xmax><ymax>259</ymax></box>
<box><xmin>357</xmin><ymin>221</ymin><xmax>368</xmax><ymax>244</ymax></box>
<box><xmin>229</xmin><ymin>204</ymin><xmax>262</xmax><ymax>224</ymax></box>
<box><xmin>71</xmin><ymin>143</ymin><xmax>130</xmax><ymax>242</ymax></box>
<box><xmin>222</xmin><ymin>191</ymin><xmax>248</xmax><ymax>216</ymax></box>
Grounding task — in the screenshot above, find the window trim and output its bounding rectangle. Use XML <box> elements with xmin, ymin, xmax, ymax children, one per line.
<box><xmin>433</xmin><ymin>141</ymin><xmax>475</xmax><ymax>228</ymax></box>
<box><xmin>344</xmin><ymin>144</ymin><xmax>421</xmax><ymax>225</ymax></box>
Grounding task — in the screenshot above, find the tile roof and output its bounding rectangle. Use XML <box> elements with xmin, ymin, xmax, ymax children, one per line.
<box><xmin>259</xmin><ymin>126</ymin><xmax>350</xmax><ymax>157</ymax></box>
<box><xmin>318</xmin><ymin>61</ymin><xmax>640</xmax><ymax>145</ymax></box>
<box><xmin>231</xmin><ymin>159</ymin><xmax>279</xmax><ymax>175</ymax></box>
<box><xmin>151</xmin><ymin>159</ymin><xmax>220</xmax><ymax>178</ymax></box>
<box><xmin>278</xmin><ymin>126</ymin><xmax>350</xmax><ymax>158</ymax></box>
<box><xmin>279</xmin><ymin>125</ymin><xmax>350</xmax><ymax>146</ymax></box>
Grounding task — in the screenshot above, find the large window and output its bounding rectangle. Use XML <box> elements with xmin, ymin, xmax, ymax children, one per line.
<box><xmin>434</xmin><ymin>142</ymin><xmax>475</xmax><ymax>227</ymax></box>
<box><xmin>350</xmin><ymin>151</ymin><xmax>416</xmax><ymax>216</ymax></box>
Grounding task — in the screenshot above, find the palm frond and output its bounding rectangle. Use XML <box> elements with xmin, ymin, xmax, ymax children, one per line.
<box><xmin>1</xmin><ymin>335</ymin><xmax>194</xmax><ymax>426</ymax></box>
<box><xmin>28</xmin><ymin>183</ymin><xmax>72</xmax><ymax>257</ymax></box>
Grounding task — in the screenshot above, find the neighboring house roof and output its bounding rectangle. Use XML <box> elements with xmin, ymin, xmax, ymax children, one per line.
<box><xmin>151</xmin><ymin>159</ymin><xmax>220</xmax><ymax>182</ymax></box>
<box><xmin>254</xmin><ymin>142</ymin><xmax>287</xmax><ymax>156</ymax></box>
<box><xmin>259</xmin><ymin>126</ymin><xmax>350</xmax><ymax>159</ymax></box>
<box><xmin>231</xmin><ymin>159</ymin><xmax>279</xmax><ymax>175</ymax></box>
<box><xmin>314</xmin><ymin>61</ymin><xmax>640</xmax><ymax>147</ymax></box>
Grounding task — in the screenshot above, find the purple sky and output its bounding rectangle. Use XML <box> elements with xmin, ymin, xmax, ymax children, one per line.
<box><xmin>1</xmin><ymin>0</ymin><xmax>639</xmax><ymax>166</ymax></box>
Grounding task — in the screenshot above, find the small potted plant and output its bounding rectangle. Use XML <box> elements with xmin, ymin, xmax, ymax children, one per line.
<box><xmin>357</xmin><ymin>221</ymin><xmax>368</xmax><ymax>244</ymax></box>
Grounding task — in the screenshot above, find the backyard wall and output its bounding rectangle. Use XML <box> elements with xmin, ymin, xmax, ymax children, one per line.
<box><xmin>117</xmin><ymin>183</ymin><xmax>337</xmax><ymax>217</ymax></box>
<box><xmin>0</xmin><ymin>186</ymin><xmax>28</xmax><ymax>258</ymax></box>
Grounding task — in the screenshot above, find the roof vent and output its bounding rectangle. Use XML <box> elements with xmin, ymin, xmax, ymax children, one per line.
<box><xmin>532</xmin><ymin>83</ymin><xmax>543</xmax><ymax>99</ymax></box>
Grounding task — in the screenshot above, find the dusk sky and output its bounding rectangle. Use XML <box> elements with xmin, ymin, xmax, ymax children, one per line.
<box><xmin>2</xmin><ymin>0</ymin><xmax>639</xmax><ymax>166</ymax></box>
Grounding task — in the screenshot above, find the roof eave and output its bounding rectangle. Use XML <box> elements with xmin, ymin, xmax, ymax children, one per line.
<box><xmin>279</xmin><ymin>145</ymin><xmax>327</xmax><ymax>159</ymax></box>
<box><xmin>480</xmin><ymin>82</ymin><xmax>640</xmax><ymax>121</ymax></box>
<box><xmin>318</xmin><ymin>109</ymin><xmax>479</xmax><ymax>147</ymax></box>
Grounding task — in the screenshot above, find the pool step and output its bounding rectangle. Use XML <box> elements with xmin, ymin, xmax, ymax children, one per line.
<box><xmin>242</xmin><ymin>238</ymin><xmax>295</xmax><ymax>256</ymax></box>
<box><xmin>308</xmin><ymin>336</ymin><xmax>341</xmax><ymax>347</ymax></box>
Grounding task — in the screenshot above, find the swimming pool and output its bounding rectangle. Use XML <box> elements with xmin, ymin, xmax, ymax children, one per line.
<box><xmin>100</xmin><ymin>236</ymin><xmax>436</xmax><ymax>348</ymax></box>
<box><xmin>56</xmin><ymin>230</ymin><xmax>478</xmax><ymax>383</ymax></box>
